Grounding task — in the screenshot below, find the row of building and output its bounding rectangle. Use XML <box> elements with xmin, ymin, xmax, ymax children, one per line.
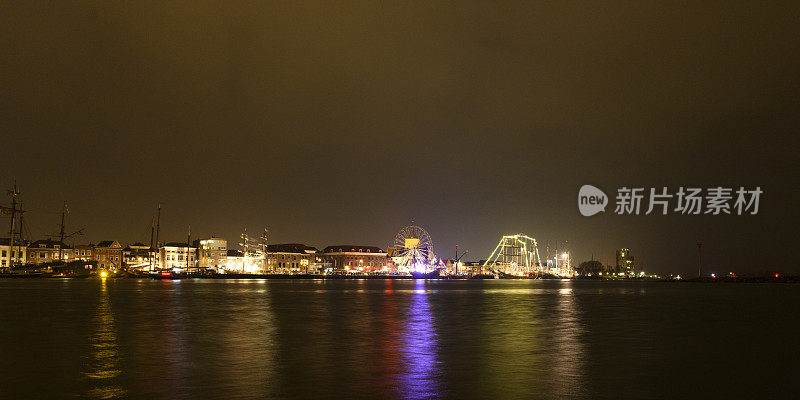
<box><xmin>1</xmin><ymin>237</ymin><xmax>396</xmax><ymax>274</ymax></box>
<box><xmin>1</xmin><ymin>238</ymin><xmax>126</xmax><ymax>270</ymax></box>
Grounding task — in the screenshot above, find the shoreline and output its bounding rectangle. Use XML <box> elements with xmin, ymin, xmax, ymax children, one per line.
<box><xmin>1</xmin><ymin>273</ymin><xmax>797</xmax><ymax>282</ymax></box>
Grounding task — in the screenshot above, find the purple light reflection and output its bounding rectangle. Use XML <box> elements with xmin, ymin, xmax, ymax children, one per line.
<box><xmin>412</xmin><ymin>262</ymin><xmax>428</xmax><ymax>274</ymax></box>
<box><xmin>399</xmin><ymin>280</ymin><xmax>441</xmax><ymax>399</ymax></box>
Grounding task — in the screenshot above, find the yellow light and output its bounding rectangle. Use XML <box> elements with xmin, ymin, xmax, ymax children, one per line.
<box><xmin>100</xmin><ymin>271</ymin><xmax>108</xmax><ymax>278</ymax></box>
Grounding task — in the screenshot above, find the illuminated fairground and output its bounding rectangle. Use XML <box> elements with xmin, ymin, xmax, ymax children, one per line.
<box><xmin>386</xmin><ymin>226</ymin><xmax>574</xmax><ymax>279</ymax></box>
<box><xmin>389</xmin><ymin>224</ymin><xmax>445</xmax><ymax>278</ymax></box>
<box><xmin>482</xmin><ymin>234</ymin><xmax>573</xmax><ymax>277</ymax></box>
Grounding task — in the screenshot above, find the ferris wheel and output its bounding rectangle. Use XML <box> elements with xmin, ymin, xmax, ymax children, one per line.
<box><xmin>393</xmin><ymin>224</ymin><xmax>437</xmax><ymax>272</ymax></box>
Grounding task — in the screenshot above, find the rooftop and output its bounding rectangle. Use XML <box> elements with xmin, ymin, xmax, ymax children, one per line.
<box><xmin>28</xmin><ymin>239</ymin><xmax>71</xmax><ymax>249</ymax></box>
<box><xmin>267</xmin><ymin>243</ymin><xmax>319</xmax><ymax>254</ymax></box>
<box><xmin>0</xmin><ymin>237</ymin><xmax>27</xmax><ymax>246</ymax></box>
<box><xmin>322</xmin><ymin>245</ymin><xmax>385</xmax><ymax>254</ymax></box>
<box><xmin>163</xmin><ymin>242</ymin><xmax>195</xmax><ymax>248</ymax></box>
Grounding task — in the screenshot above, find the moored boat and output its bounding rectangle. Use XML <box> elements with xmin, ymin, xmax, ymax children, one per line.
<box><xmin>154</xmin><ymin>270</ymin><xmax>184</xmax><ymax>280</ymax></box>
<box><xmin>410</xmin><ymin>269</ymin><xmax>441</xmax><ymax>279</ymax></box>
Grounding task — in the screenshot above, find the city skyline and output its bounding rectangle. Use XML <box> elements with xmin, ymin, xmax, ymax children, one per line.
<box><xmin>0</xmin><ymin>190</ymin><xmax>787</xmax><ymax>275</ymax></box>
<box><xmin>2</xmin><ymin>2</ymin><xmax>799</xmax><ymax>275</ymax></box>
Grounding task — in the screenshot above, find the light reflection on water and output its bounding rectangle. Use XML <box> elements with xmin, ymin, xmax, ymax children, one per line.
<box><xmin>400</xmin><ymin>280</ymin><xmax>442</xmax><ymax>399</ymax></box>
<box><xmin>157</xmin><ymin>280</ymin><xmax>190</xmax><ymax>399</ymax></box>
<box><xmin>482</xmin><ymin>280</ymin><xmax>545</xmax><ymax>399</ymax></box>
<box><xmin>378</xmin><ymin>279</ymin><xmax>402</xmax><ymax>397</ymax></box>
<box><xmin>550</xmin><ymin>281</ymin><xmax>585</xmax><ymax>398</ymax></box>
<box><xmin>215</xmin><ymin>280</ymin><xmax>277</xmax><ymax>399</ymax></box>
<box><xmin>1</xmin><ymin>279</ymin><xmax>796</xmax><ymax>399</ymax></box>
<box><xmin>83</xmin><ymin>278</ymin><xmax>126</xmax><ymax>399</ymax></box>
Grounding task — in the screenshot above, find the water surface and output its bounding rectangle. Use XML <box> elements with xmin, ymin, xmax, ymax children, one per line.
<box><xmin>0</xmin><ymin>279</ymin><xmax>795</xmax><ymax>399</ymax></box>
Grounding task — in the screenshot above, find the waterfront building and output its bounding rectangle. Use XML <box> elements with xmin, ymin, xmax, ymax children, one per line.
<box><xmin>460</xmin><ymin>261</ymin><xmax>483</xmax><ymax>275</ymax></box>
<box><xmin>443</xmin><ymin>259</ymin><xmax>478</xmax><ymax>275</ymax></box>
<box><xmin>0</xmin><ymin>238</ymin><xmax>27</xmax><ymax>269</ymax></box>
<box><xmin>160</xmin><ymin>242</ymin><xmax>197</xmax><ymax>272</ymax></box>
<box><xmin>71</xmin><ymin>244</ymin><xmax>93</xmax><ymax>262</ymax></box>
<box><xmin>264</xmin><ymin>243</ymin><xmax>318</xmax><ymax>273</ymax></box>
<box><xmin>123</xmin><ymin>242</ymin><xmax>154</xmax><ymax>269</ymax></box>
<box><xmin>616</xmin><ymin>248</ymin><xmax>634</xmax><ymax>275</ymax></box>
<box><xmin>316</xmin><ymin>245</ymin><xmax>389</xmax><ymax>272</ymax></box>
<box><xmin>94</xmin><ymin>240</ymin><xmax>123</xmax><ymax>270</ymax></box>
<box><xmin>195</xmin><ymin>237</ymin><xmax>228</xmax><ymax>270</ymax></box>
<box><xmin>26</xmin><ymin>239</ymin><xmax>70</xmax><ymax>264</ymax></box>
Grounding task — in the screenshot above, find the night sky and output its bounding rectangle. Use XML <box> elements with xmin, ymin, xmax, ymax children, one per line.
<box><xmin>2</xmin><ymin>2</ymin><xmax>798</xmax><ymax>275</ymax></box>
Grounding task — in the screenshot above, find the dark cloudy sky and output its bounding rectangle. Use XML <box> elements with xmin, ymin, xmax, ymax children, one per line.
<box><xmin>2</xmin><ymin>1</ymin><xmax>798</xmax><ymax>275</ymax></box>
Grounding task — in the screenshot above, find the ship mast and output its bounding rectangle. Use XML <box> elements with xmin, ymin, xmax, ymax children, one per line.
<box><xmin>261</xmin><ymin>228</ymin><xmax>269</xmax><ymax>273</ymax></box>
<box><xmin>154</xmin><ymin>202</ymin><xmax>162</xmax><ymax>269</ymax></box>
<box><xmin>149</xmin><ymin>216</ymin><xmax>155</xmax><ymax>270</ymax></box>
<box><xmin>240</xmin><ymin>228</ymin><xmax>249</xmax><ymax>273</ymax></box>
<box><xmin>17</xmin><ymin>201</ymin><xmax>24</xmax><ymax>243</ymax></box>
<box><xmin>186</xmin><ymin>225</ymin><xmax>191</xmax><ymax>272</ymax></box>
<box><xmin>58</xmin><ymin>201</ymin><xmax>67</xmax><ymax>262</ymax></box>
<box><xmin>49</xmin><ymin>202</ymin><xmax>83</xmax><ymax>263</ymax></box>
<box><xmin>4</xmin><ymin>183</ymin><xmax>21</xmax><ymax>271</ymax></box>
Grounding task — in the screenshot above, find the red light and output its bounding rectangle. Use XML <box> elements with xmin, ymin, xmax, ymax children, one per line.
<box><xmin>775</xmin><ymin>274</ymin><xmax>779</xmax><ymax>278</ymax></box>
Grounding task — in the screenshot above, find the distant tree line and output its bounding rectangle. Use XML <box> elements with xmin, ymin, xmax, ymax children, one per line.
<box><xmin>574</xmin><ymin>260</ymin><xmax>605</xmax><ymax>276</ymax></box>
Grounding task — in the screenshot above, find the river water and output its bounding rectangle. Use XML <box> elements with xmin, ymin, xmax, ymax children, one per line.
<box><xmin>0</xmin><ymin>279</ymin><xmax>796</xmax><ymax>399</ymax></box>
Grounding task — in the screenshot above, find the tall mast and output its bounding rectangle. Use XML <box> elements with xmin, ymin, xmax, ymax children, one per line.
<box><xmin>556</xmin><ymin>240</ymin><xmax>559</xmax><ymax>275</ymax></box>
<box><xmin>155</xmin><ymin>203</ymin><xmax>161</xmax><ymax>269</ymax></box>
<box><xmin>546</xmin><ymin>241</ymin><xmax>550</xmax><ymax>272</ymax></box>
<box><xmin>186</xmin><ymin>224</ymin><xmax>191</xmax><ymax>272</ymax></box>
<box><xmin>149</xmin><ymin>216</ymin><xmax>155</xmax><ymax>269</ymax></box>
<box><xmin>241</xmin><ymin>228</ymin><xmax>248</xmax><ymax>273</ymax></box>
<box><xmin>261</xmin><ymin>228</ymin><xmax>268</xmax><ymax>273</ymax></box>
<box><xmin>6</xmin><ymin>183</ymin><xmax>19</xmax><ymax>271</ymax></box>
<box><xmin>17</xmin><ymin>201</ymin><xmax>24</xmax><ymax>244</ymax></box>
<box><xmin>58</xmin><ymin>201</ymin><xmax>67</xmax><ymax>262</ymax></box>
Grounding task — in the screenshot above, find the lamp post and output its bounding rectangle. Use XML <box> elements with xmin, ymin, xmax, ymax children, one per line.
<box><xmin>697</xmin><ymin>243</ymin><xmax>703</xmax><ymax>278</ymax></box>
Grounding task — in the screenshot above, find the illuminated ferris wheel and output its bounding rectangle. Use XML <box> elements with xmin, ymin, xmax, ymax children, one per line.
<box><xmin>393</xmin><ymin>224</ymin><xmax>437</xmax><ymax>272</ymax></box>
